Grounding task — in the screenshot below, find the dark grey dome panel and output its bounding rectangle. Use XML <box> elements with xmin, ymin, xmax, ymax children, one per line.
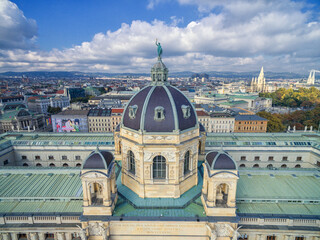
<box><xmin>100</xmin><ymin>151</ymin><xmax>114</xmax><ymax>166</ymax></box>
<box><xmin>167</xmin><ymin>86</ymin><xmax>197</xmax><ymax>131</ymax></box>
<box><xmin>83</xmin><ymin>150</ymin><xmax>114</xmax><ymax>169</ymax></box>
<box><xmin>123</xmin><ymin>86</ymin><xmax>152</xmax><ymax>131</ymax></box>
<box><xmin>144</xmin><ymin>86</ymin><xmax>175</xmax><ymax>132</ymax></box>
<box><xmin>213</xmin><ymin>154</ymin><xmax>236</xmax><ymax>170</ymax></box>
<box><xmin>205</xmin><ymin>151</ymin><xmax>237</xmax><ymax>170</ymax></box>
<box><xmin>206</xmin><ymin>151</ymin><xmax>219</xmax><ymax>167</ymax></box>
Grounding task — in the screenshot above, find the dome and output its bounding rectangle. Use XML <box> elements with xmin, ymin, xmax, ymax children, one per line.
<box><xmin>205</xmin><ymin>151</ymin><xmax>237</xmax><ymax>170</ymax></box>
<box><xmin>122</xmin><ymin>85</ymin><xmax>197</xmax><ymax>133</ymax></box>
<box><xmin>83</xmin><ymin>148</ymin><xmax>114</xmax><ymax>170</ymax></box>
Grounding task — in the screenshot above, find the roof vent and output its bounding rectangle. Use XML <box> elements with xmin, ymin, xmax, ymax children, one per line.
<box><xmin>314</xmin><ymin>174</ymin><xmax>320</xmax><ymax>179</ymax></box>
<box><xmin>68</xmin><ymin>173</ymin><xmax>75</xmax><ymax>177</ymax></box>
<box><xmin>270</xmin><ymin>174</ymin><xmax>275</xmax><ymax>178</ymax></box>
<box><xmin>1</xmin><ymin>173</ymin><xmax>10</xmax><ymax>177</ymax></box>
<box><xmin>247</xmin><ymin>174</ymin><xmax>252</xmax><ymax>178</ymax></box>
<box><xmin>24</xmin><ymin>173</ymin><xmax>32</xmax><ymax>177</ymax></box>
<box><xmin>291</xmin><ymin>174</ymin><xmax>297</xmax><ymax>178</ymax></box>
<box><xmin>47</xmin><ymin>173</ymin><xmax>54</xmax><ymax>177</ymax></box>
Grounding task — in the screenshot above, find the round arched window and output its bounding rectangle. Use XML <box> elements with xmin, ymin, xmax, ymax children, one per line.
<box><xmin>239</xmin><ymin>164</ymin><xmax>246</xmax><ymax>168</ymax></box>
<box><xmin>281</xmin><ymin>164</ymin><xmax>287</xmax><ymax>168</ymax></box>
<box><xmin>253</xmin><ymin>164</ymin><xmax>259</xmax><ymax>168</ymax></box>
<box><xmin>153</xmin><ymin>155</ymin><xmax>166</xmax><ymax>179</ymax></box>
<box><xmin>127</xmin><ymin>150</ymin><xmax>135</xmax><ymax>174</ymax></box>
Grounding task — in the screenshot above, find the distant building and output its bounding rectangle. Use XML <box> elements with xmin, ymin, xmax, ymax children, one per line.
<box><xmin>197</xmin><ymin>110</ymin><xmax>235</xmax><ymax>133</ymax></box>
<box><xmin>250</xmin><ymin>67</ymin><xmax>267</xmax><ymax>92</ymax></box>
<box><xmin>88</xmin><ymin>108</ymin><xmax>112</xmax><ymax>132</ymax></box>
<box><xmin>0</xmin><ymin>95</ymin><xmax>25</xmax><ymax>107</ymax></box>
<box><xmin>111</xmin><ymin>108</ymin><xmax>123</xmax><ymax>131</ymax></box>
<box><xmin>52</xmin><ymin>109</ymin><xmax>89</xmax><ymax>132</ymax></box>
<box><xmin>234</xmin><ymin>114</ymin><xmax>268</xmax><ymax>133</ymax></box>
<box><xmin>27</xmin><ymin>95</ymin><xmax>70</xmax><ymax>114</ymax></box>
<box><xmin>0</xmin><ymin>104</ymin><xmax>46</xmax><ymax>133</ymax></box>
<box><xmin>84</xmin><ymin>86</ymin><xmax>101</xmax><ymax>97</ymax></box>
<box><xmin>64</xmin><ymin>87</ymin><xmax>85</xmax><ymax>100</ymax></box>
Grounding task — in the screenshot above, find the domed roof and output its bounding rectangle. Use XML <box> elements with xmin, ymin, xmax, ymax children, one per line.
<box><xmin>122</xmin><ymin>85</ymin><xmax>197</xmax><ymax>133</ymax></box>
<box><xmin>205</xmin><ymin>150</ymin><xmax>237</xmax><ymax>170</ymax></box>
<box><xmin>83</xmin><ymin>148</ymin><xmax>114</xmax><ymax>170</ymax></box>
<box><xmin>152</xmin><ymin>60</ymin><xmax>167</xmax><ymax>70</ymax></box>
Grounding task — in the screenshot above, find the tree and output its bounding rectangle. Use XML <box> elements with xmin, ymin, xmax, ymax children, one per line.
<box><xmin>47</xmin><ymin>106</ymin><xmax>61</xmax><ymax>114</ymax></box>
<box><xmin>257</xmin><ymin>111</ymin><xmax>285</xmax><ymax>132</ymax></box>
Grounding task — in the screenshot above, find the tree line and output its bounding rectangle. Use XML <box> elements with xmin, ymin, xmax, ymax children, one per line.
<box><xmin>259</xmin><ymin>87</ymin><xmax>320</xmax><ymax>108</ymax></box>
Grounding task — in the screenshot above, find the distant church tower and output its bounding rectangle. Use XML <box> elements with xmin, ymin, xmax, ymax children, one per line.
<box><xmin>250</xmin><ymin>67</ymin><xmax>267</xmax><ymax>92</ymax></box>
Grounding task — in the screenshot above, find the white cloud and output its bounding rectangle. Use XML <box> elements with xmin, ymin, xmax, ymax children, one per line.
<box><xmin>0</xmin><ymin>0</ymin><xmax>37</xmax><ymax>49</ymax></box>
<box><xmin>0</xmin><ymin>0</ymin><xmax>319</xmax><ymax>73</ymax></box>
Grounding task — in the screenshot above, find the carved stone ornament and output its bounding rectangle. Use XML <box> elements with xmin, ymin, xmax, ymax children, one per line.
<box><xmin>215</xmin><ymin>223</ymin><xmax>233</xmax><ymax>237</ymax></box>
<box><xmin>89</xmin><ymin>222</ymin><xmax>101</xmax><ymax>236</ymax></box>
<box><xmin>214</xmin><ymin>173</ymin><xmax>235</xmax><ymax>179</ymax></box>
<box><xmin>84</xmin><ymin>172</ymin><xmax>105</xmax><ymax>179</ymax></box>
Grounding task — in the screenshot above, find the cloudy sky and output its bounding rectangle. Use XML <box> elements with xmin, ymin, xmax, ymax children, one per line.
<box><xmin>0</xmin><ymin>0</ymin><xmax>319</xmax><ymax>73</ymax></box>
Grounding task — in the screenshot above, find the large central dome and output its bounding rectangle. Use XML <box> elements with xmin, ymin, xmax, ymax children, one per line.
<box><xmin>122</xmin><ymin>85</ymin><xmax>197</xmax><ymax>132</ymax></box>
<box><xmin>122</xmin><ymin>56</ymin><xmax>197</xmax><ymax>133</ymax></box>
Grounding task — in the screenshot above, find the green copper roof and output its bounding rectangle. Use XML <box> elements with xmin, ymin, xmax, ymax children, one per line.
<box><xmin>237</xmin><ymin>203</ymin><xmax>320</xmax><ymax>216</ymax></box>
<box><xmin>237</xmin><ymin>170</ymin><xmax>320</xmax><ymax>201</ymax></box>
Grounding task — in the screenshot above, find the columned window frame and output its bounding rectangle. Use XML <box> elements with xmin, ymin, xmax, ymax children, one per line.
<box><xmin>153</xmin><ymin>155</ymin><xmax>166</xmax><ymax>179</ymax></box>
<box><xmin>127</xmin><ymin>150</ymin><xmax>135</xmax><ymax>175</ymax></box>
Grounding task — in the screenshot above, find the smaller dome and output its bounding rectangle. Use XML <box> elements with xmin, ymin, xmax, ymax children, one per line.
<box><xmin>205</xmin><ymin>150</ymin><xmax>237</xmax><ymax>170</ymax></box>
<box><xmin>83</xmin><ymin>148</ymin><xmax>114</xmax><ymax>170</ymax></box>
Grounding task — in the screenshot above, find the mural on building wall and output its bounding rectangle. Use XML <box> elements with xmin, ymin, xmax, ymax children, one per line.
<box><xmin>55</xmin><ymin>119</ymin><xmax>80</xmax><ymax>132</ymax></box>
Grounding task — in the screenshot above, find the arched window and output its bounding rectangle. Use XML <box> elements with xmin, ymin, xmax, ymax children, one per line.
<box><xmin>253</xmin><ymin>164</ymin><xmax>259</xmax><ymax>168</ymax></box>
<box><xmin>281</xmin><ymin>164</ymin><xmax>287</xmax><ymax>168</ymax></box>
<box><xmin>153</xmin><ymin>155</ymin><xmax>166</xmax><ymax>179</ymax></box>
<box><xmin>36</xmin><ymin>163</ymin><xmax>42</xmax><ymax>167</ymax></box>
<box><xmin>76</xmin><ymin>163</ymin><xmax>82</xmax><ymax>167</ymax></box>
<box><xmin>295</xmin><ymin>164</ymin><xmax>301</xmax><ymax>168</ymax></box>
<box><xmin>184</xmin><ymin>151</ymin><xmax>190</xmax><ymax>175</ymax></box>
<box><xmin>127</xmin><ymin>150</ymin><xmax>135</xmax><ymax>174</ymax></box>
<box><xmin>63</xmin><ymin>163</ymin><xmax>69</xmax><ymax>167</ymax></box>
<box><xmin>267</xmin><ymin>164</ymin><xmax>273</xmax><ymax>169</ymax></box>
<box><xmin>49</xmin><ymin>163</ymin><xmax>55</xmax><ymax>167</ymax></box>
<box><xmin>22</xmin><ymin>163</ymin><xmax>28</xmax><ymax>167</ymax></box>
<box><xmin>239</xmin><ymin>164</ymin><xmax>246</xmax><ymax>168</ymax></box>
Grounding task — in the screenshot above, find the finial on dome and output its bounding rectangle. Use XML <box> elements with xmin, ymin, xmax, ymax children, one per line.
<box><xmin>95</xmin><ymin>145</ymin><xmax>100</xmax><ymax>152</ymax></box>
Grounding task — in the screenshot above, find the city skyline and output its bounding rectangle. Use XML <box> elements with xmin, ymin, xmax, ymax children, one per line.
<box><xmin>0</xmin><ymin>0</ymin><xmax>320</xmax><ymax>73</ymax></box>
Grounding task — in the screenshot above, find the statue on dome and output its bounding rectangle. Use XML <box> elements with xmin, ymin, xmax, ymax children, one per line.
<box><xmin>155</xmin><ymin>39</ymin><xmax>162</xmax><ymax>58</ymax></box>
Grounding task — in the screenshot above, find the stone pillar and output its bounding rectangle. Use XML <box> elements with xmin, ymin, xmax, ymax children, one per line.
<box><xmin>38</xmin><ymin>233</ymin><xmax>45</xmax><ymax>240</ymax></box>
<box><xmin>64</xmin><ymin>233</ymin><xmax>72</xmax><ymax>240</ymax></box>
<box><xmin>10</xmin><ymin>233</ymin><xmax>18</xmax><ymax>240</ymax></box>
<box><xmin>2</xmin><ymin>233</ymin><xmax>12</xmax><ymax>240</ymax></box>
<box><xmin>56</xmin><ymin>233</ymin><xmax>65</xmax><ymax>240</ymax></box>
<box><xmin>207</xmin><ymin>181</ymin><xmax>216</xmax><ymax>207</ymax></box>
<box><xmin>29</xmin><ymin>233</ymin><xmax>39</xmax><ymax>240</ymax></box>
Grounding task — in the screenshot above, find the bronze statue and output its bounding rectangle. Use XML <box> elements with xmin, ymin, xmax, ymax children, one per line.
<box><xmin>155</xmin><ymin>39</ymin><xmax>162</xmax><ymax>58</ymax></box>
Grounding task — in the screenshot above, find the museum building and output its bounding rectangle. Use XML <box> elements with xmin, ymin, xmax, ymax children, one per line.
<box><xmin>0</xmin><ymin>54</ymin><xmax>319</xmax><ymax>239</ymax></box>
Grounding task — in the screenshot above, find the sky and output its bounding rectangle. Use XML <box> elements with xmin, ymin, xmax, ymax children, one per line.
<box><xmin>0</xmin><ymin>0</ymin><xmax>320</xmax><ymax>74</ymax></box>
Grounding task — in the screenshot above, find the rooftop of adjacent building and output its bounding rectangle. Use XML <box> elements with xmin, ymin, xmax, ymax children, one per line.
<box><xmin>235</xmin><ymin>114</ymin><xmax>268</xmax><ymax>121</ymax></box>
<box><xmin>0</xmin><ymin>164</ymin><xmax>319</xmax><ymax>218</ymax></box>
